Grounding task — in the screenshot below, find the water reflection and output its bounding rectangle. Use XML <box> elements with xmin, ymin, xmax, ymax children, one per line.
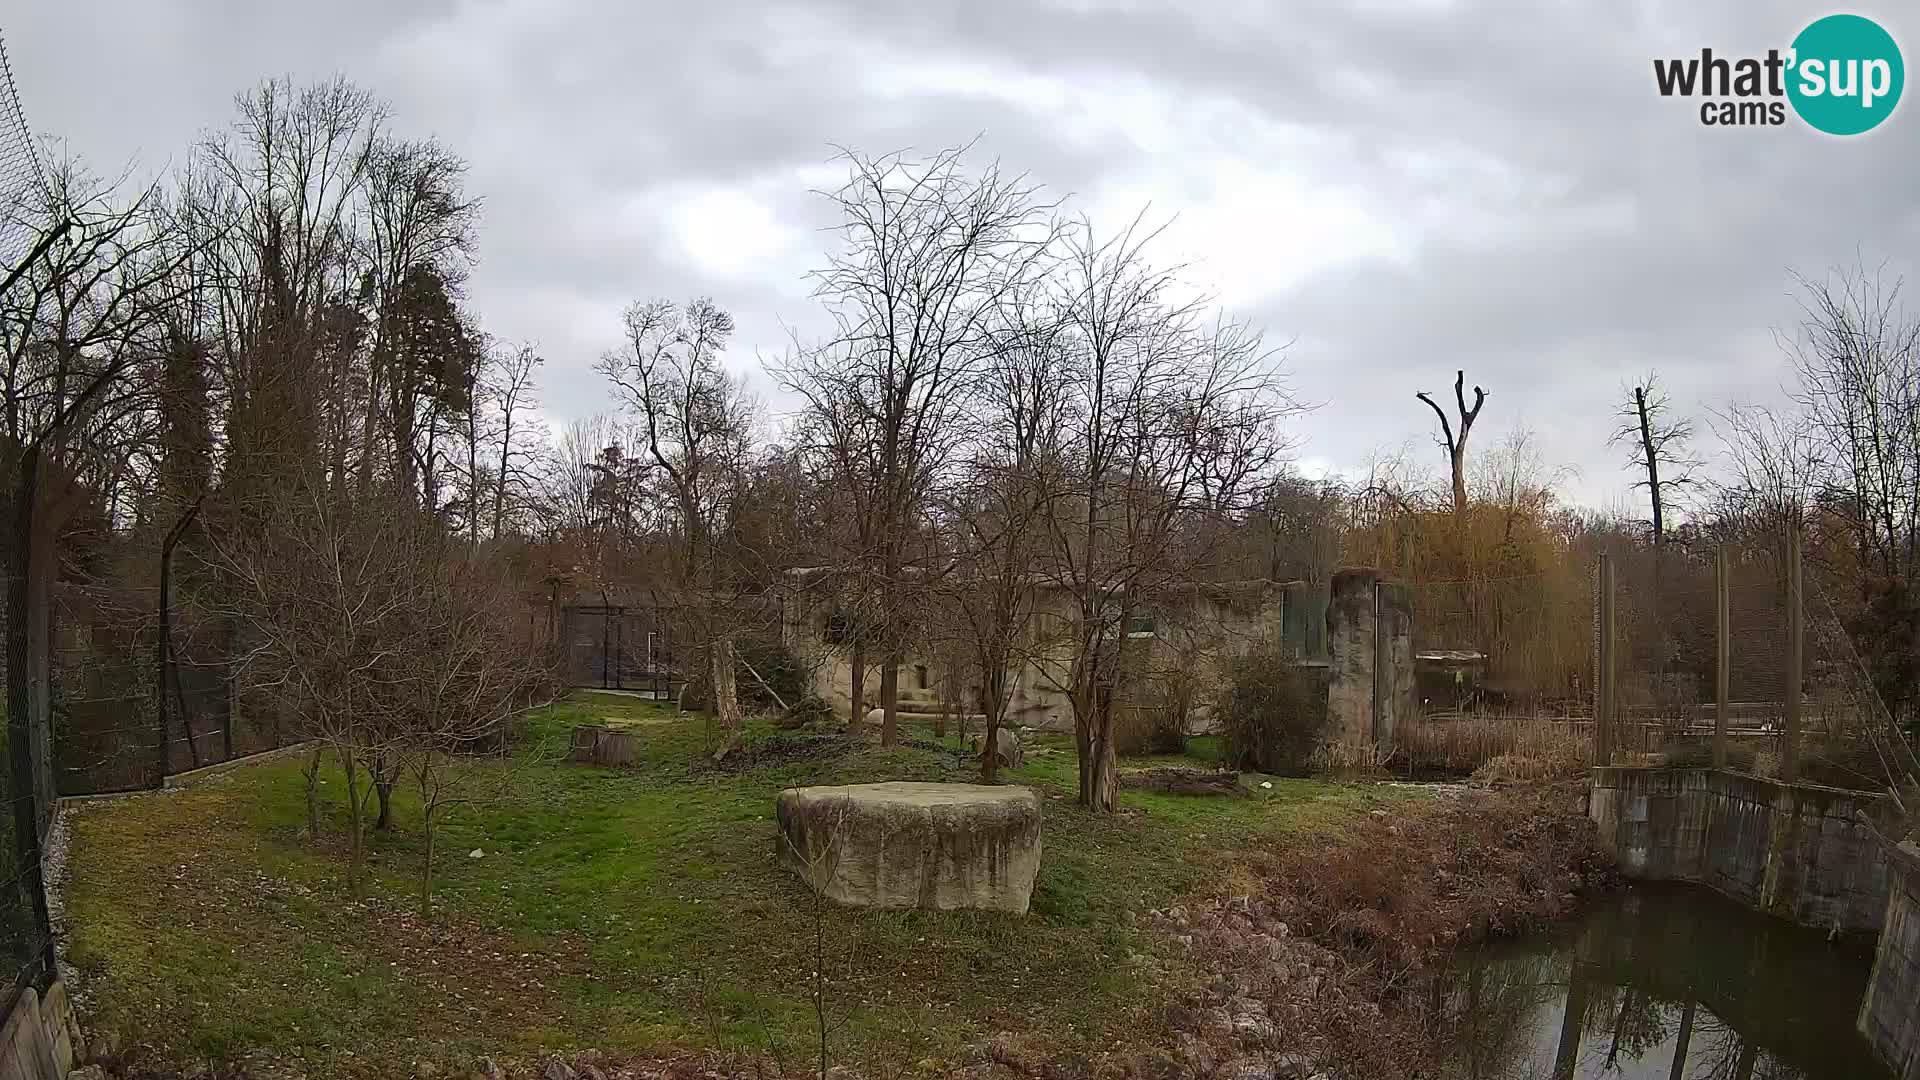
<box><xmin>1440</xmin><ymin>885</ymin><xmax>1889</xmax><ymax>1079</ymax></box>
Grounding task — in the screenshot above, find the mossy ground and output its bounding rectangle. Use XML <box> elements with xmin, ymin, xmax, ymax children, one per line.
<box><xmin>62</xmin><ymin>692</ymin><xmax>1411</xmax><ymax>1076</ymax></box>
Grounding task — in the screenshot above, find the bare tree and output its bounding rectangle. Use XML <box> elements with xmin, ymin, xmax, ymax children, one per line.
<box><xmin>783</xmin><ymin>144</ymin><xmax>1056</xmax><ymax>746</ymax></box>
<box><xmin>2</xmin><ymin>155</ymin><xmax>193</xmax><ymax>830</ymax></box>
<box><xmin>1416</xmin><ymin>369</ymin><xmax>1488</xmax><ymax>516</ymax></box>
<box><xmin>596</xmin><ymin>298</ymin><xmax>756</xmax><ymax>737</ymax></box>
<box><xmin>930</xmin><ymin>296</ymin><xmax>1069</xmax><ymax>781</ymax></box>
<box><xmin>1609</xmin><ymin>373</ymin><xmax>1700</xmax><ymax>551</ymax></box>
<box><xmin>1784</xmin><ymin>264</ymin><xmax>1920</xmax><ymax>586</ymax></box>
<box><xmin>406</xmin><ymin>571</ymin><xmax>544</xmax><ymax>914</ymax></box>
<box><xmin>484</xmin><ymin>341</ymin><xmax>544</xmax><ymax>540</ymax></box>
<box><xmin>1039</xmin><ymin>215</ymin><xmax>1295</xmax><ymax>811</ymax></box>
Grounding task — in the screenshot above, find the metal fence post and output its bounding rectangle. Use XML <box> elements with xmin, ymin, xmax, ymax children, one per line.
<box><xmin>1597</xmin><ymin>552</ymin><xmax>1616</xmax><ymax>765</ymax></box>
<box><xmin>1715</xmin><ymin>545</ymin><xmax>1730</xmax><ymax>769</ymax></box>
<box><xmin>1784</xmin><ymin>523</ymin><xmax>1803</xmax><ymax>782</ymax></box>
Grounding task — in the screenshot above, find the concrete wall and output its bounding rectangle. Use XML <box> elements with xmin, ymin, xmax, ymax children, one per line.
<box><xmin>788</xmin><ymin>580</ymin><xmax>1291</xmax><ymax>733</ymax></box>
<box><xmin>1860</xmin><ymin>837</ymin><xmax>1920</xmax><ymax>1080</ymax></box>
<box><xmin>1325</xmin><ymin>569</ymin><xmax>1413</xmax><ymax>749</ymax></box>
<box><xmin>0</xmin><ymin>978</ymin><xmax>80</xmax><ymax>1080</ymax></box>
<box><xmin>1589</xmin><ymin>766</ymin><xmax>1890</xmax><ymax>933</ymax></box>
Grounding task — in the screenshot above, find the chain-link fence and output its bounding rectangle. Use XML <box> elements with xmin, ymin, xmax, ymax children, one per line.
<box><xmin>1395</xmin><ymin>533</ymin><xmax>1916</xmax><ymax>789</ymax></box>
<box><xmin>1594</xmin><ymin>536</ymin><xmax>1909</xmax><ymax>789</ymax></box>
<box><xmin>558</xmin><ymin>603</ymin><xmax>679</xmax><ymax>697</ymax></box>
<box><xmin>0</xmin><ymin>24</ymin><xmax>58</xmax><ymax>1017</ymax></box>
<box><xmin>49</xmin><ymin>583</ymin><xmax>290</xmax><ymax>795</ymax></box>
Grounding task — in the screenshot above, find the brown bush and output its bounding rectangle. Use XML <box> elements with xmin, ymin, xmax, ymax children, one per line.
<box><xmin>1148</xmin><ymin>781</ymin><xmax>1619</xmax><ymax>1080</ymax></box>
<box><xmin>1396</xmin><ymin>713</ymin><xmax>1591</xmax><ymax>776</ymax></box>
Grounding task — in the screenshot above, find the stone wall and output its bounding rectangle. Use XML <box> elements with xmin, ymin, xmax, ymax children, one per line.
<box><xmin>1589</xmin><ymin>766</ymin><xmax>1890</xmax><ymax>933</ymax></box>
<box><xmin>0</xmin><ymin>978</ymin><xmax>80</xmax><ymax>1080</ymax></box>
<box><xmin>1860</xmin><ymin>837</ymin><xmax>1920</xmax><ymax>1080</ymax></box>
<box><xmin>1325</xmin><ymin>569</ymin><xmax>1413</xmax><ymax>749</ymax></box>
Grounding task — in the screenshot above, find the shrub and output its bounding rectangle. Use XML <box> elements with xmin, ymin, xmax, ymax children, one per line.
<box><xmin>777</xmin><ymin>694</ymin><xmax>835</xmax><ymax>730</ymax></box>
<box><xmin>1396</xmin><ymin>713</ymin><xmax>1590</xmax><ymax>777</ymax></box>
<box><xmin>680</xmin><ymin>636</ymin><xmax>812</xmax><ymax>715</ymax></box>
<box><xmin>736</xmin><ymin>635</ymin><xmax>809</xmax><ymax>712</ymax></box>
<box><xmin>1219</xmin><ymin>642</ymin><xmax>1327</xmax><ymax>776</ymax></box>
<box><xmin>1113</xmin><ymin>670</ymin><xmax>1195</xmax><ymax>757</ymax></box>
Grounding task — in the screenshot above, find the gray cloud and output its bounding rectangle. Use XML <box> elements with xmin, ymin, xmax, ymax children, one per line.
<box><xmin>9</xmin><ymin>0</ymin><xmax>1917</xmax><ymax>506</ymax></box>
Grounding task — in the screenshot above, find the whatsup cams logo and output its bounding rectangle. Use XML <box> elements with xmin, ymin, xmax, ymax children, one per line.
<box><xmin>1653</xmin><ymin>13</ymin><xmax>1904</xmax><ymax>134</ymax></box>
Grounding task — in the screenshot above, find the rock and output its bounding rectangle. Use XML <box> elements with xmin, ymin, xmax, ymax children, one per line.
<box><xmin>541</xmin><ymin>1059</ymin><xmax>577</xmax><ymax>1080</ymax></box>
<box><xmin>67</xmin><ymin>1068</ymin><xmax>108</xmax><ymax>1080</ymax></box>
<box><xmin>989</xmin><ymin>725</ymin><xmax>1023</xmax><ymax>768</ymax></box>
<box><xmin>475</xmin><ymin>1057</ymin><xmax>507</xmax><ymax>1080</ymax></box>
<box><xmin>1217</xmin><ymin>1057</ymin><xmax>1271</xmax><ymax>1080</ymax></box>
<box><xmin>776</xmin><ymin>782</ymin><xmax>1043</xmax><ymax>912</ymax></box>
<box><xmin>1176</xmin><ymin>1032</ymin><xmax>1215</xmax><ymax>1077</ymax></box>
<box><xmin>578</xmin><ymin>1066</ymin><xmax>608</xmax><ymax>1080</ymax></box>
<box><xmin>863</xmin><ymin>706</ymin><xmax>886</xmax><ymax>732</ymax></box>
<box><xmin>1130</xmin><ymin>1049</ymin><xmax>1183</xmax><ymax>1080</ymax></box>
<box><xmin>1272</xmin><ymin>1054</ymin><xmax>1315</xmax><ymax>1079</ymax></box>
<box><xmin>468</xmin><ymin>848</ymin><xmax>485</xmax><ymax>859</ymax></box>
<box><xmin>85</xmin><ymin>1031</ymin><xmax>122</xmax><ymax>1062</ymax></box>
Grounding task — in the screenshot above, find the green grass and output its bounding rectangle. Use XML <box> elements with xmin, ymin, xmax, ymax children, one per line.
<box><xmin>63</xmin><ymin>692</ymin><xmax>1405</xmax><ymax>1075</ymax></box>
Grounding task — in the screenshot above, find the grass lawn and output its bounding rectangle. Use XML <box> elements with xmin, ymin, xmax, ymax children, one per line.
<box><xmin>62</xmin><ymin>692</ymin><xmax>1408</xmax><ymax>1075</ymax></box>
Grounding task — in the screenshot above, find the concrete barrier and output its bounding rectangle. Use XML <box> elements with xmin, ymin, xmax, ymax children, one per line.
<box><xmin>1588</xmin><ymin>766</ymin><xmax>1890</xmax><ymax>934</ymax></box>
<box><xmin>1860</xmin><ymin>836</ymin><xmax>1920</xmax><ymax>1080</ymax></box>
<box><xmin>0</xmin><ymin>978</ymin><xmax>80</xmax><ymax>1080</ymax></box>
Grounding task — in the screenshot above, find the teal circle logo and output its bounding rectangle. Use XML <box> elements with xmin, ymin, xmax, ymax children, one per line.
<box><xmin>1788</xmin><ymin>14</ymin><xmax>1904</xmax><ymax>135</ymax></box>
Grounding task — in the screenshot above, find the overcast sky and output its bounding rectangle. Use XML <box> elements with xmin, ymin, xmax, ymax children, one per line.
<box><xmin>7</xmin><ymin>0</ymin><xmax>1918</xmax><ymax>511</ymax></box>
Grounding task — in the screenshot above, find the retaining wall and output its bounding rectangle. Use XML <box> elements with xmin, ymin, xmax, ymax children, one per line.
<box><xmin>1860</xmin><ymin>837</ymin><xmax>1920</xmax><ymax>1080</ymax></box>
<box><xmin>0</xmin><ymin>978</ymin><xmax>80</xmax><ymax>1080</ymax></box>
<box><xmin>1588</xmin><ymin>766</ymin><xmax>1889</xmax><ymax>933</ymax></box>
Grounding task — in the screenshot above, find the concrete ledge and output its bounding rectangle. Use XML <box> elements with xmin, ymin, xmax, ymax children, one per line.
<box><xmin>164</xmin><ymin>741</ymin><xmax>315</xmax><ymax>788</ymax></box>
<box><xmin>0</xmin><ymin>978</ymin><xmax>82</xmax><ymax>1080</ymax></box>
<box><xmin>1589</xmin><ymin>766</ymin><xmax>1889</xmax><ymax>933</ymax></box>
<box><xmin>1858</xmin><ymin>828</ymin><xmax>1920</xmax><ymax>1079</ymax></box>
<box><xmin>776</xmin><ymin>782</ymin><xmax>1042</xmax><ymax>913</ymax></box>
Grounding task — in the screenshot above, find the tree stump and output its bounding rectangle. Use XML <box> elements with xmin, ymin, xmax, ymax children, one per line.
<box><xmin>570</xmin><ymin>725</ymin><xmax>606</xmax><ymax>763</ymax></box>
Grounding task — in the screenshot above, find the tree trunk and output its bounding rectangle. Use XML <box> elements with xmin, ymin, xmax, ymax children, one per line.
<box><xmin>342</xmin><ymin>744</ymin><xmax>365</xmax><ymax>888</ymax></box>
<box><xmin>1667</xmin><ymin>999</ymin><xmax>1694</xmax><ymax>1080</ymax></box>
<box><xmin>1551</xmin><ymin>959</ymin><xmax>1590</xmax><ymax>1080</ymax></box>
<box><xmin>879</xmin><ymin>652</ymin><xmax>900</xmax><ymax>746</ymax></box>
<box><xmin>848</xmin><ymin>640</ymin><xmax>867</xmax><ymax>734</ymax></box>
<box><xmin>421</xmin><ymin>806</ymin><xmax>437</xmax><ymax>917</ymax></box>
<box><xmin>1450</xmin><ymin>445</ymin><xmax>1468</xmax><ymax>516</ymax></box>
<box><xmin>1090</xmin><ymin>686</ymin><xmax>1119</xmax><ymax>812</ymax></box>
<box><xmin>981</xmin><ymin>663</ymin><xmax>1008</xmax><ymax>784</ymax></box>
<box><xmin>711</xmin><ymin>633</ymin><xmax>743</xmax><ymax>734</ymax></box>
<box><xmin>374</xmin><ymin>758</ymin><xmax>395</xmax><ymax>831</ymax></box>
<box><xmin>304</xmin><ymin>746</ymin><xmax>324</xmax><ymax>840</ymax></box>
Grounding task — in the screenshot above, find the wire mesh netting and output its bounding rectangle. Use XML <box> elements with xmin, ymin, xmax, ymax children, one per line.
<box><xmin>50</xmin><ymin>583</ymin><xmax>291</xmax><ymax>794</ymax></box>
<box><xmin>1408</xmin><ymin>571</ymin><xmax>1594</xmax><ymax>717</ymax></box>
<box><xmin>0</xmin><ymin>26</ymin><xmax>56</xmax><ymax>1013</ymax></box>
<box><xmin>557</xmin><ymin>604</ymin><xmax>678</xmax><ymax>697</ymax></box>
<box><xmin>1395</xmin><ymin>536</ymin><xmax>1915</xmax><ymax>782</ymax></box>
<box><xmin>0</xmin><ymin>31</ymin><xmax>44</xmax><ymax>268</ymax></box>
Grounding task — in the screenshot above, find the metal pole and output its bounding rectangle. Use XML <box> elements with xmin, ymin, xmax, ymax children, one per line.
<box><xmin>1597</xmin><ymin>553</ymin><xmax>1616</xmax><ymax>765</ymax></box>
<box><xmin>1715</xmin><ymin>546</ymin><xmax>1730</xmax><ymax>769</ymax></box>
<box><xmin>1784</xmin><ymin>524</ymin><xmax>1803</xmax><ymax>782</ymax></box>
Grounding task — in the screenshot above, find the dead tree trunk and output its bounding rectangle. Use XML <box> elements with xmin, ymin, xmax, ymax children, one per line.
<box><xmin>1416</xmin><ymin>370</ymin><xmax>1487</xmax><ymax>516</ymax></box>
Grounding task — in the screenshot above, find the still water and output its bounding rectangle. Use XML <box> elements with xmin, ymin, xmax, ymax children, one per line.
<box><xmin>1440</xmin><ymin>885</ymin><xmax>1890</xmax><ymax>1080</ymax></box>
